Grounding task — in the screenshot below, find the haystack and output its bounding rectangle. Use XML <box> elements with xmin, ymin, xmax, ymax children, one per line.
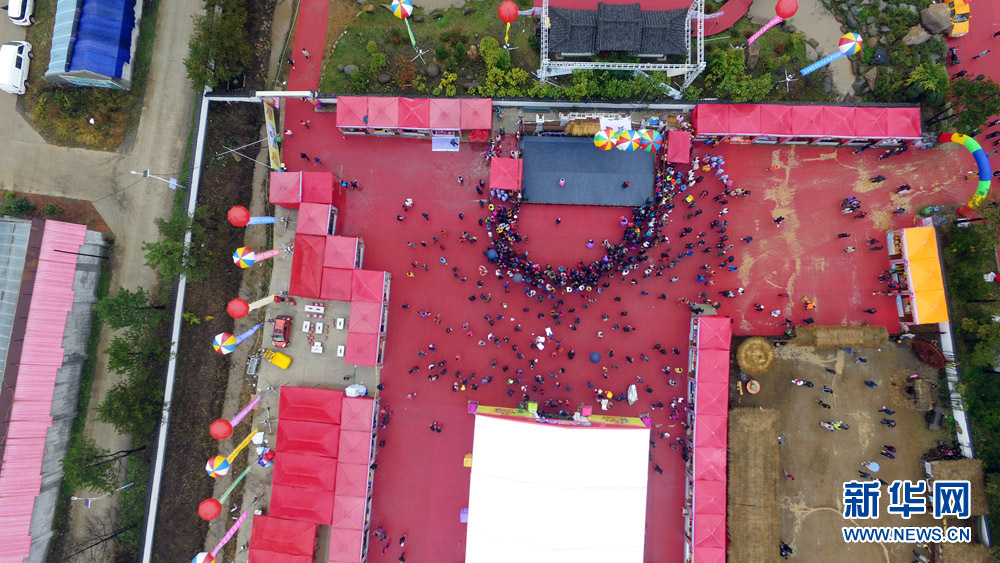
<box><xmin>793</xmin><ymin>325</ymin><xmax>888</xmax><ymax>349</ymax></box>
<box><xmin>736</xmin><ymin>337</ymin><xmax>774</xmax><ymax>376</ymax></box>
<box><xmin>728</xmin><ymin>408</ymin><xmax>781</xmax><ymax>562</ymax></box>
<box><xmin>929</xmin><ymin>458</ymin><xmax>988</xmax><ymax>516</ymax></box>
<box><xmin>564</xmin><ymin>120</ymin><xmax>602</xmax><ymax>137</ymax></box>
<box><xmin>938</xmin><ymin>542</ymin><xmax>993</xmax><ymax>563</ymax></box>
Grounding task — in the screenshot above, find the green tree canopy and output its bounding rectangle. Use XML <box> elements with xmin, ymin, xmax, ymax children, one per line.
<box><xmin>93</xmin><ymin>287</ymin><xmax>162</xmax><ymax>330</ymax></box>
<box><xmin>938</xmin><ymin>77</ymin><xmax>1000</xmax><ymax>136</ymax></box>
<box><xmin>61</xmin><ymin>437</ymin><xmax>119</xmax><ymax>494</ymax></box>
<box><xmin>142</xmin><ymin>213</ymin><xmax>212</xmax><ymax>283</ymax></box>
<box><xmin>96</xmin><ymin>374</ymin><xmax>164</xmax><ymax>438</ymax></box>
<box><xmin>702</xmin><ymin>47</ymin><xmax>773</xmax><ymax>103</ymax></box>
<box><xmin>184</xmin><ymin>0</ymin><xmax>252</xmax><ymax>91</ymax></box>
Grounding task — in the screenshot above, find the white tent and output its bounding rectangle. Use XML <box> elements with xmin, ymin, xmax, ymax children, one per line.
<box><xmin>465</xmin><ymin>415</ymin><xmax>650</xmax><ymax>562</ymax></box>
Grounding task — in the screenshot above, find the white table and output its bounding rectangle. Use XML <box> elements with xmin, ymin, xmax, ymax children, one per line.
<box><xmin>336</xmin><ymin>317</ymin><xmax>345</xmax><ymax>330</ymax></box>
<box><xmin>301</xmin><ymin>321</ymin><xmax>311</xmax><ymax>333</ymax></box>
<box><xmin>305</xmin><ymin>304</ymin><xmax>326</xmax><ymax>314</ymax></box>
<box><xmin>315</xmin><ymin>322</ymin><xmax>324</xmax><ymax>335</ymax></box>
<box><xmin>311</xmin><ymin>342</ymin><xmax>324</xmax><ymax>354</ymax></box>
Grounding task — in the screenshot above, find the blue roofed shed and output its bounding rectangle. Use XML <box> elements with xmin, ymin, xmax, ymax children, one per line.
<box><xmin>45</xmin><ymin>0</ymin><xmax>142</xmax><ymax>89</ymax></box>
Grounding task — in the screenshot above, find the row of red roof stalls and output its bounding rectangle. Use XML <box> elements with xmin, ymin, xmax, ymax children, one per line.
<box><xmin>248</xmin><ymin>387</ymin><xmax>377</xmax><ymax>563</ymax></box>
<box><xmin>691</xmin><ymin>104</ymin><xmax>923</xmax><ymax>140</ymax></box>
<box><xmin>335</xmin><ymin>96</ymin><xmax>493</xmax><ymax>132</ymax></box>
<box><xmin>687</xmin><ymin>315</ymin><xmax>732</xmax><ymax>563</ymax></box>
<box><xmin>0</xmin><ymin>221</ymin><xmax>88</xmax><ymax>560</ymax></box>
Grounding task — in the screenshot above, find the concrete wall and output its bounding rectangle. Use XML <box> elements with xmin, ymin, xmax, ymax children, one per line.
<box><xmin>27</xmin><ymin>229</ymin><xmax>108</xmax><ymax>563</ymax></box>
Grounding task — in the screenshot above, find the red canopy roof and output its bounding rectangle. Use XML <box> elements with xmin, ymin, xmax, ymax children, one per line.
<box><xmin>272</xmin><ymin>451</ymin><xmax>338</xmax><ymax>490</ymax></box>
<box><xmin>886</xmin><ymin>106</ymin><xmax>922</xmax><ymax>138</ymax></box>
<box><xmin>301</xmin><ymin>171</ymin><xmax>334</xmax><ymax>204</ymax></box>
<box><xmin>249</xmin><ymin>549</ymin><xmax>313</xmax><ymax>563</ymax></box>
<box><xmin>280</xmin><ymin>387</ymin><xmax>343</xmax><ymax>424</ymax></box>
<box><xmin>690</xmin><ymin>547</ymin><xmax>726</xmax><ymax>563</ymax></box>
<box><xmin>692</xmin><ymin>513</ymin><xmax>726</xmax><ymax>548</ymax></box>
<box><xmin>429</xmin><ymin>98</ymin><xmax>462</xmax><ymax>129</ymax></box>
<box><xmin>693</xmin><ymin>480</ymin><xmax>727</xmax><ymax>515</ymax></box>
<box><xmin>790</xmin><ymin>105</ymin><xmax>825</xmax><ymax>137</ymax></box>
<box><xmin>331</xmin><ymin>495</ymin><xmax>367</xmax><ymax>530</ymax></box>
<box><xmin>692</xmin><ymin>103</ymin><xmax>922</xmax><ymax>139</ymax></box>
<box><xmin>336</xmin><ymin>96</ymin><xmax>369</xmax><ymax>128</ymax></box>
<box><xmin>337</xmin><ymin>429</ymin><xmax>373</xmax><ymax>464</ymax></box>
<box><xmin>345</xmin><ymin>331</ymin><xmax>380</xmax><ymax>367</ymax></box>
<box><xmin>276</xmin><ymin>419</ymin><xmax>341</xmax><ymax>458</ymax></box>
<box><xmin>324</xmin><ymin>236</ymin><xmax>359</xmax><ymax>269</ymax></box>
<box><xmin>248</xmin><ymin>515</ymin><xmax>317</xmax><ymax>555</ymax></box>
<box><xmin>270</xmin><ymin>171</ymin><xmax>302</xmax><ymax>209</ymax></box>
<box><xmin>693</xmin><ymin>447</ymin><xmax>727</xmax><ymax>481</ymax></box>
<box><xmin>758</xmin><ymin>104</ymin><xmax>793</xmax><ymax>134</ymax></box>
<box><xmin>697</xmin><ymin>315</ymin><xmax>732</xmax><ymax>351</ymax></box>
<box><xmin>297</xmin><ymin>203</ymin><xmax>331</xmax><ymax>236</ymax></box>
<box><xmin>695</xmin><ymin>381</ymin><xmax>729</xmax><ymax>417</ymax></box>
<box><xmin>489</xmin><ymin>157</ymin><xmax>522</xmax><ymax>192</ymax></box>
<box><xmin>290</xmin><ymin>234</ymin><xmax>326</xmax><ymax>299</ymax></box>
<box><xmin>328</xmin><ymin>526</ymin><xmax>365</xmax><ymax>563</ymax></box>
<box><xmin>351</xmin><ymin>270</ymin><xmax>387</xmax><ymax>303</ymax></box>
<box><xmin>727</xmin><ymin>104</ymin><xmax>760</xmax><ymax>135</ymax></box>
<box><xmin>269</xmin><ymin>484</ymin><xmax>336</xmax><ymax>525</ymax></box>
<box><xmin>692</xmin><ymin>104</ymin><xmax>727</xmax><ymax>136</ymax></box>
<box><xmin>340</xmin><ymin>397</ymin><xmax>376</xmax><ymax>432</ymax></box>
<box><xmin>348</xmin><ymin>300</ymin><xmax>383</xmax><ymax>334</ymax></box>
<box><xmin>694</xmin><ymin>414</ymin><xmax>728</xmax><ymax>449</ymax></box>
<box><xmin>321</xmin><ymin>267</ymin><xmax>353</xmax><ymax>301</ymax></box>
<box><xmin>666</xmin><ymin>129</ymin><xmax>691</xmax><ymax>163</ymax></box>
<box><xmin>335</xmin><ymin>463</ymin><xmax>370</xmax><ymax>497</ymax></box>
<box><xmin>398</xmin><ymin>97</ymin><xmax>430</xmax><ymax>129</ymax></box>
<box><xmin>823</xmin><ymin>106</ymin><xmax>856</xmax><ymax>138</ymax></box>
<box><xmin>855</xmin><ymin>107</ymin><xmax>890</xmax><ymax>138</ymax></box>
<box><xmin>695</xmin><ymin>349</ymin><xmax>730</xmax><ymax>386</ymax></box>
<box><xmin>460</xmin><ymin>98</ymin><xmax>493</xmax><ymax>130</ymax></box>
<box><xmin>368</xmin><ymin>97</ymin><xmax>398</xmax><ymax>128</ymax></box>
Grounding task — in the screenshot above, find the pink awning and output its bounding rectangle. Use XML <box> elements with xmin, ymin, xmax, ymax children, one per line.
<box><xmin>757</xmin><ymin>104</ymin><xmax>793</xmax><ymax>135</ymax></box>
<box><xmin>429</xmin><ymin>98</ymin><xmax>461</xmax><ymax>129</ymax></box>
<box><xmin>695</xmin><ymin>349</ymin><xmax>730</xmax><ymax>385</ymax></box>
<box><xmin>340</xmin><ymin>397</ymin><xmax>375</xmax><ymax>432</ymax></box>
<box><xmin>280</xmin><ymin>386</ymin><xmax>343</xmax><ymax>424</ymax></box>
<box><xmin>697</xmin><ymin>316</ymin><xmax>732</xmax><ymax>351</ymax></box>
<box><xmin>331</xmin><ymin>495</ymin><xmax>367</xmax><ymax>530</ymax></box>
<box><xmin>398</xmin><ymin>97</ymin><xmax>430</xmax><ymax>129</ymax></box>
<box><xmin>666</xmin><ymin>130</ymin><xmax>691</xmax><ymax>163</ymax></box>
<box><xmin>324</xmin><ymin>236</ymin><xmax>359</xmax><ymax>269</ymax></box>
<box><xmin>348</xmin><ymin>300</ymin><xmax>383</xmax><ymax>334</ymax></box>
<box><xmin>885</xmin><ymin>107</ymin><xmax>922</xmax><ymax>138</ymax></box>
<box><xmin>297</xmin><ymin>203</ymin><xmax>332</xmax><ymax>236</ymax></box>
<box><xmin>854</xmin><ymin>107</ymin><xmax>889</xmax><ymax>137</ymax></box>
<box><xmin>460</xmin><ymin>98</ymin><xmax>493</xmax><ymax>130</ymax></box>
<box><xmin>335</xmin><ymin>463</ymin><xmax>370</xmax><ymax>497</ymax></box>
<box><xmin>328</xmin><ymin>526</ymin><xmax>365</xmax><ymax>563</ymax></box>
<box><xmin>695</xmin><ymin>382</ymin><xmax>729</xmax><ymax>417</ymax></box>
<box><xmin>336</xmin><ymin>96</ymin><xmax>369</xmax><ymax>128</ymax></box>
<box><xmin>692</xmin><ymin>104</ymin><xmax>727</xmax><ymax>136</ymax></box>
<box><xmin>321</xmin><ymin>267</ymin><xmax>353</xmax><ymax>301</ymax></box>
<box><xmin>727</xmin><ymin>104</ymin><xmax>760</xmax><ymax>135</ymax></box>
<box><xmin>692</xmin><ymin>480</ymin><xmax>727</xmax><ymax>515</ymax></box>
<box><xmin>290</xmin><ymin>234</ymin><xmax>326</xmax><ymax>299</ymax></box>
<box><xmin>693</xmin><ymin>447</ymin><xmax>727</xmax><ymax>481</ymax></box>
<box><xmin>694</xmin><ymin>414</ymin><xmax>728</xmax><ymax>448</ymax></box>
<box><xmin>337</xmin><ymin>429</ymin><xmax>373</xmax><ymax>464</ymax></box>
<box><xmin>693</xmin><ymin>513</ymin><xmax>726</xmax><ymax>548</ymax></box>
<box><xmin>489</xmin><ymin>157</ymin><xmax>522</xmax><ymax>192</ymax></box>
<box><xmin>822</xmin><ymin>106</ymin><xmax>856</xmax><ymax>138</ymax></box>
<box><xmin>790</xmin><ymin>105</ymin><xmax>826</xmax><ymax>137</ymax></box>
<box><xmin>344</xmin><ymin>332</ymin><xmax>380</xmax><ymax>367</ymax></box>
<box><xmin>270</xmin><ymin>171</ymin><xmax>302</xmax><ymax>209</ymax></box>
<box><xmin>301</xmin><ymin>171</ymin><xmax>334</xmax><ymax>204</ymax></box>
<box><xmin>367</xmin><ymin>97</ymin><xmax>398</xmax><ymax>128</ymax></box>
<box><xmin>351</xmin><ymin>270</ymin><xmax>387</xmax><ymax>303</ymax></box>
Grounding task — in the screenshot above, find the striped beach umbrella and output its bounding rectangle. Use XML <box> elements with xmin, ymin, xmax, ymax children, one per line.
<box><xmin>593</xmin><ymin>128</ymin><xmax>616</xmax><ymax>150</ymax></box>
<box><xmin>213</xmin><ymin>332</ymin><xmax>237</xmax><ymax>355</ymax></box>
<box><xmin>640</xmin><ymin>129</ymin><xmax>664</xmax><ymax>152</ymax></box>
<box><xmin>617</xmin><ymin>130</ymin><xmax>641</xmax><ymax>151</ymax></box>
<box><xmin>232</xmin><ymin>247</ymin><xmax>255</xmax><ymax>269</ymax></box>
<box><xmin>205</xmin><ymin>456</ymin><xmax>230</xmax><ymax>478</ymax></box>
<box><xmin>390</xmin><ymin>0</ymin><xmax>413</xmax><ymax>19</ymax></box>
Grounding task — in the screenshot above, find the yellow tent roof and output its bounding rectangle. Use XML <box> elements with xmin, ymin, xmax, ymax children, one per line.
<box><xmin>913</xmin><ymin>289</ymin><xmax>949</xmax><ymax>324</ymax></box>
<box><xmin>902</xmin><ymin>227</ymin><xmax>939</xmax><ymax>262</ymax></box>
<box><xmin>907</xmin><ymin>258</ymin><xmax>944</xmax><ymax>293</ymax></box>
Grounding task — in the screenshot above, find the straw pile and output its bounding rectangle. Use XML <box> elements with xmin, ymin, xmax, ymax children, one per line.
<box><xmin>938</xmin><ymin>542</ymin><xmax>993</xmax><ymax>562</ymax></box>
<box><xmin>728</xmin><ymin>408</ymin><xmax>781</xmax><ymax>562</ymax></box>
<box><xmin>564</xmin><ymin>120</ymin><xmax>602</xmax><ymax>137</ymax></box>
<box><xmin>736</xmin><ymin>337</ymin><xmax>774</xmax><ymax>376</ymax></box>
<box><xmin>793</xmin><ymin>325</ymin><xmax>888</xmax><ymax>349</ymax></box>
<box><xmin>930</xmin><ymin>458</ymin><xmax>988</xmax><ymax>516</ymax></box>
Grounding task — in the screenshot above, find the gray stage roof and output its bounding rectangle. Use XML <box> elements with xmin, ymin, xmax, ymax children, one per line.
<box><xmin>549</xmin><ymin>2</ymin><xmax>690</xmax><ymax>56</ymax></box>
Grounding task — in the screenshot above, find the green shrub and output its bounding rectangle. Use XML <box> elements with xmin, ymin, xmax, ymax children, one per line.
<box><xmin>42</xmin><ymin>203</ymin><xmax>61</xmax><ymax>215</ymax></box>
<box><xmin>0</xmin><ymin>192</ymin><xmax>35</xmax><ymax>217</ymax></box>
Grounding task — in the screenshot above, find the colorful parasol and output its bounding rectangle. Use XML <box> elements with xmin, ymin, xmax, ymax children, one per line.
<box><xmin>213</xmin><ymin>333</ymin><xmax>236</xmax><ymax>355</ymax></box>
<box><xmin>192</xmin><ymin>554</ymin><xmax>215</xmax><ymax>563</ymax></box>
<box><xmin>390</xmin><ymin>0</ymin><xmax>412</xmax><ymax>18</ymax></box>
<box><xmin>594</xmin><ymin>128</ymin><xmax>616</xmax><ymax>150</ymax></box>
<box><xmin>233</xmin><ymin>247</ymin><xmax>255</xmax><ymax>268</ymax></box>
<box><xmin>637</xmin><ymin>129</ymin><xmax>661</xmax><ymax>151</ymax></box>
<box><xmin>616</xmin><ymin>130</ymin><xmax>641</xmax><ymax>151</ymax></box>
<box><xmin>205</xmin><ymin>456</ymin><xmax>230</xmax><ymax>478</ymax></box>
<box><xmin>838</xmin><ymin>32</ymin><xmax>863</xmax><ymax>55</ymax></box>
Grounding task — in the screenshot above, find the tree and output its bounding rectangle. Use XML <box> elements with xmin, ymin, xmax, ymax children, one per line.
<box><xmin>103</xmin><ymin>328</ymin><xmax>169</xmax><ymax>378</ymax></box>
<box><xmin>702</xmin><ymin>47</ymin><xmax>773</xmax><ymax>102</ymax></box>
<box><xmin>142</xmin><ymin>213</ymin><xmax>213</xmax><ymax>282</ymax></box>
<box><xmin>0</xmin><ymin>192</ymin><xmax>35</xmax><ymax>216</ymax></box>
<box><xmin>93</xmin><ymin>287</ymin><xmax>163</xmax><ymax>330</ymax></box>
<box><xmin>479</xmin><ymin>36</ymin><xmax>510</xmax><ymax>71</ymax></box>
<box><xmin>903</xmin><ymin>63</ymin><xmax>949</xmax><ymax>107</ymax></box>
<box><xmin>959</xmin><ymin>316</ymin><xmax>1000</xmax><ymax>368</ymax></box>
<box><xmin>927</xmin><ymin>77</ymin><xmax>1000</xmax><ymax>136</ymax></box>
<box><xmin>61</xmin><ymin>437</ymin><xmax>119</xmax><ymax>494</ymax></box>
<box><xmin>184</xmin><ymin>0</ymin><xmax>252</xmax><ymax>91</ymax></box>
<box><xmin>96</xmin><ymin>374</ymin><xmax>164</xmax><ymax>438</ymax></box>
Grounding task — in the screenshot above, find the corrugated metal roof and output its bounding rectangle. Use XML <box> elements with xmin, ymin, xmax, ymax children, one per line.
<box><xmin>0</xmin><ymin>220</ymin><xmax>31</xmax><ymax>389</ymax></box>
<box><xmin>0</xmin><ymin>220</ymin><xmax>86</xmax><ymax>559</ymax></box>
<box><xmin>47</xmin><ymin>0</ymin><xmax>83</xmax><ymax>75</ymax></box>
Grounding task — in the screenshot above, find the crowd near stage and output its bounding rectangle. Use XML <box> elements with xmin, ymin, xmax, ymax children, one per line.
<box><xmin>520</xmin><ymin>136</ymin><xmax>655</xmax><ymax>207</ymax></box>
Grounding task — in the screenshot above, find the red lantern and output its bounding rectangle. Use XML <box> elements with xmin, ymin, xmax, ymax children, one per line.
<box><xmin>775</xmin><ymin>0</ymin><xmax>798</xmax><ymax>19</ymax></box>
<box><xmin>198</xmin><ymin>498</ymin><xmax>223</xmax><ymax>520</ymax></box>
<box><xmin>227</xmin><ymin>206</ymin><xmax>251</xmax><ymax>227</ymax></box>
<box><xmin>210</xmin><ymin>418</ymin><xmax>234</xmax><ymax>440</ymax></box>
<box><xmin>226</xmin><ymin>298</ymin><xmax>250</xmax><ymax>319</ymax></box>
<box><xmin>497</xmin><ymin>0</ymin><xmax>518</xmax><ymax>23</ymax></box>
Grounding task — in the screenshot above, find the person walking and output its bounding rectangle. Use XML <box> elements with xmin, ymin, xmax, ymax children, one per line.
<box><xmin>863</xmin><ymin>307</ymin><xmax>877</xmax><ymax>314</ymax></box>
<box><xmin>773</xmin><ymin>216</ymin><xmax>785</xmax><ymax>227</ymax></box>
<box><xmin>458</xmin><ymin>176</ymin><xmax>464</xmax><ymax>185</ymax></box>
<box><xmin>559</xmin><ymin>178</ymin><xmax>566</xmax><ymax>187</ymax></box>
<box><xmin>871</xmin><ymin>175</ymin><xmax>886</xmax><ymax>183</ymax></box>
<box><xmin>302</xmin><ymin>48</ymin><xmax>311</xmax><ymax>59</ymax></box>
<box><xmin>284</xmin><ymin>129</ymin><xmax>294</xmax><ymax>138</ymax></box>
<box><xmin>844</xmin><ymin>246</ymin><xmax>856</xmax><ymax>253</ymax></box>
<box><xmin>952</xmin><ymin>69</ymin><xmax>968</xmax><ymax>79</ymax></box>
<box><xmin>300</xmin><ymin>119</ymin><xmax>310</xmax><ymax>129</ymax></box>
<box><xmin>314</xmin><ymin>156</ymin><xmax>322</xmax><ymax>165</ymax></box>
<box><xmin>287</xmin><ymin>57</ymin><xmax>295</xmax><ymax>69</ymax></box>
<box><xmin>622</xmin><ymin>180</ymin><xmax>630</xmax><ymax>189</ymax></box>
<box><xmin>837</xmin><ymin>232</ymin><xmax>851</xmax><ymax>238</ymax></box>
<box><xmin>300</xmin><ymin>152</ymin><xmax>309</xmax><ymax>160</ymax></box>
<box><xmin>879</xmin><ymin>406</ymin><xmax>894</xmax><ymax>415</ymax></box>
<box><xmin>864</xmin><ymin>380</ymin><xmax>878</xmax><ymax>388</ymax></box>
<box><xmin>971</xmin><ymin>49</ymin><xmax>991</xmax><ymax>60</ymax></box>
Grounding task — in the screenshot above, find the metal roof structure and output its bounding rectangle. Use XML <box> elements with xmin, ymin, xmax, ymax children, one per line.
<box><xmin>0</xmin><ymin>220</ymin><xmax>31</xmax><ymax>388</ymax></box>
<box><xmin>539</xmin><ymin>0</ymin><xmax>705</xmax><ymax>90</ymax></box>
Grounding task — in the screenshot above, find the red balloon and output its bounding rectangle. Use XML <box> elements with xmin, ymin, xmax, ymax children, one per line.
<box><xmin>498</xmin><ymin>0</ymin><xmax>518</xmax><ymax>24</ymax></box>
<box><xmin>210</xmin><ymin>418</ymin><xmax>233</xmax><ymax>440</ymax></box>
<box><xmin>227</xmin><ymin>298</ymin><xmax>250</xmax><ymax>319</ymax></box>
<box><xmin>775</xmin><ymin>0</ymin><xmax>798</xmax><ymax>19</ymax></box>
<box><xmin>227</xmin><ymin>206</ymin><xmax>251</xmax><ymax>227</ymax></box>
<box><xmin>199</xmin><ymin>498</ymin><xmax>222</xmax><ymax>520</ymax></box>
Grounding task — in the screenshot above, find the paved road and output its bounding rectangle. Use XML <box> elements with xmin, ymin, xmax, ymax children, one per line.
<box><xmin>0</xmin><ymin>0</ymin><xmax>201</xmax><ymax>552</ymax></box>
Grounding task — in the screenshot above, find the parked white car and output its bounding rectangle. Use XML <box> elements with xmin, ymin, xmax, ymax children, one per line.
<box><xmin>4</xmin><ymin>0</ymin><xmax>35</xmax><ymax>26</ymax></box>
<box><xmin>0</xmin><ymin>41</ymin><xmax>31</xmax><ymax>95</ymax></box>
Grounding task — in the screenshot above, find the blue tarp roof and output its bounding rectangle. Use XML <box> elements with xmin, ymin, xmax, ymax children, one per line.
<box><xmin>47</xmin><ymin>0</ymin><xmax>136</xmax><ymax>79</ymax></box>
